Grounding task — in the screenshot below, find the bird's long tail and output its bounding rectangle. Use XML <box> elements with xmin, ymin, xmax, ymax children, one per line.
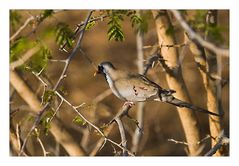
<box><xmin>165</xmin><ymin>97</ymin><xmax>222</xmax><ymax>117</ymax></box>
<box><xmin>157</xmin><ymin>90</ymin><xmax>222</xmax><ymax>117</ymax></box>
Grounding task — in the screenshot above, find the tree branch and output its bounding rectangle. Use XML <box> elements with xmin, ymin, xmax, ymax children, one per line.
<box><xmin>10</xmin><ymin>70</ymin><xmax>85</xmax><ymax>156</ymax></box>
<box><xmin>60</xmin><ymin>14</ymin><xmax>109</xmax><ymax>51</ymax></box>
<box><xmin>132</xmin><ymin>14</ymin><xmax>145</xmax><ymax>154</ymax></box>
<box><xmin>55</xmin><ymin>91</ymin><xmax>134</xmax><ymax>156</ymax></box>
<box><xmin>10</xmin><ymin>15</ymin><xmax>34</xmax><ymax>42</ymax></box>
<box><xmin>18</xmin><ymin>10</ymin><xmax>94</xmax><ymax>155</ymax></box>
<box><xmin>171</xmin><ymin>10</ymin><xmax>229</xmax><ymax>57</ymax></box>
<box><xmin>152</xmin><ymin>10</ymin><xmax>202</xmax><ymax>156</ymax></box>
<box><xmin>204</xmin><ymin>130</ymin><xmax>229</xmax><ymax>156</ymax></box>
<box><xmin>10</xmin><ymin>46</ymin><xmax>40</xmax><ymax>70</ymax></box>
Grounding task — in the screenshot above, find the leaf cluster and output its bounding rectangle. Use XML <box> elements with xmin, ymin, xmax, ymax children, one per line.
<box><xmin>107</xmin><ymin>10</ymin><xmax>148</xmax><ymax>41</ymax></box>
<box><xmin>10</xmin><ymin>38</ymin><xmax>51</xmax><ymax>73</ymax></box>
<box><xmin>55</xmin><ymin>22</ymin><xmax>75</xmax><ymax>48</ymax></box>
<box><xmin>187</xmin><ymin>10</ymin><xmax>224</xmax><ymax>44</ymax></box>
<box><xmin>10</xmin><ymin>10</ymin><xmax>22</xmax><ymax>32</ymax></box>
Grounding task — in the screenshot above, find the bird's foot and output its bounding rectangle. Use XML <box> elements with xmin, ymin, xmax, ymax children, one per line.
<box><xmin>123</xmin><ymin>101</ymin><xmax>135</xmax><ymax>107</ymax></box>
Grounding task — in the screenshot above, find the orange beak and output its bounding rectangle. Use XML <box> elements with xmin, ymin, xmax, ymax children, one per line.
<box><xmin>93</xmin><ymin>69</ymin><xmax>101</xmax><ymax>77</ymax></box>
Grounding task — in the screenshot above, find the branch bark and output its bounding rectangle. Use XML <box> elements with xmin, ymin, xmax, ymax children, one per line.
<box><xmin>132</xmin><ymin>13</ymin><xmax>145</xmax><ymax>154</ymax></box>
<box><xmin>171</xmin><ymin>10</ymin><xmax>229</xmax><ymax>57</ymax></box>
<box><xmin>18</xmin><ymin>10</ymin><xmax>94</xmax><ymax>154</ymax></box>
<box><xmin>152</xmin><ymin>10</ymin><xmax>202</xmax><ymax>156</ymax></box>
<box><xmin>204</xmin><ymin>10</ymin><xmax>224</xmax><ymax>156</ymax></box>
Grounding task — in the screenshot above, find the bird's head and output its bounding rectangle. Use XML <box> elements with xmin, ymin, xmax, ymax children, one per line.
<box><xmin>94</xmin><ymin>61</ymin><xmax>116</xmax><ymax>76</ymax></box>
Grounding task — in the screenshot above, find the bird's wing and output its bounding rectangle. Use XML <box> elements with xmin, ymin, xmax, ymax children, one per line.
<box><xmin>115</xmin><ymin>74</ymin><xmax>160</xmax><ymax>101</ymax></box>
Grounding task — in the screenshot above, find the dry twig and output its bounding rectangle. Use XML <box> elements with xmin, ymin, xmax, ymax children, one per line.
<box><xmin>171</xmin><ymin>10</ymin><xmax>229</xmax><ymax>57</ymax></box>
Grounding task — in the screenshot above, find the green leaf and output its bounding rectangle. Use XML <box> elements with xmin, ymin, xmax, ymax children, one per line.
<box><xmin>24</xmin><ymin>44</ymin><xmax>50</xmax><ymax>73</ymax></box>
<box><xmin>59</xmin><ymin>86</ymin><xmax>68</xmax><ymax>96</ymax></box>
<box><xmin>130</xmin><ymin>15</ymin><xmax>143</xmax><ymax>28</ymax></box>
<box><xmin>72</xmin><ymin>116</ymin><xmax>87</xmax><ymax>126</ymax></box>
<box><xmin>31</xmin><ymin>128</ymin><xmax>40</xmax><ymax>137</ymax></box>
<box><xmin>85</xmin><ymin>20</ymin><xmax>96</xmax><ymax>30</ymax></box>
<box><xmin>10</xmin><ymin>10</ymin><xmax>22</xmax><ymax>31</ymax></box>
<box><xmin>166</xmin><ymin>25</ymin><xmax>175</xmax><ymax>36</ymax></box>
<box><xmin>40</xmin><ymin>109</ymin><xmax>54</xmax><ymax>135</ymax></box>
<box><xmin>42</xmin><ymin>90</ymin><xmax>55</xmax><ymax>104</ymax></box>
<box><xmin>39</xmin><ymin>10</ymin><xmax>54</xmax><ymax>22</ymax></box>
<box><xmin>10</xmin><ymin>37</ymin><xmax>35</xmax><ymax>62</ymax></box>
<box><xmin>205</xmin><ymin>25</ymin><xmax>224</xmax><ymax>44</ymax></box>
<box><xmin>107</xmin><ymin>10</ymin><xmax>125</xmax><ymax>42</ymax></box>
<box><xmin>55</xmin><ymin>22</ymin><xmax>74</xmax><ymax>48</ymax></box>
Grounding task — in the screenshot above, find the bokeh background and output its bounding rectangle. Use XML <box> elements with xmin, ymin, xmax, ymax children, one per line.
<box><xmin>10</xmin><ymin>10</ymin><xmax>229</xmax><ymax>156</ymax></box>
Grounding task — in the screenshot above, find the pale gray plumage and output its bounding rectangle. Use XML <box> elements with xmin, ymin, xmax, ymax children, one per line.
<box><xmin>97</xmin><ymin>61</ymin><xmax>221</xmax><ymax>117</ymax></box>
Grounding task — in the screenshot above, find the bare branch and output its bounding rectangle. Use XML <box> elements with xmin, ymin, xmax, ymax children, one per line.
<box><xmin>60</xmin><ymin>14</ymin><xmax>109</xmax><ymax>51</ymax></box>
<box><xmin>132</xmin><ymin>16</ymin><xmax>145</xmax><ymax>154</ymax></box>
<box><xmin>10</xmin><ymin>46</ymin><xmax>40</xmax><ymax>70</ymax></box>
<box><xmin>10</xmin><ymin>10</ymin><xmax>63</xmax><ymax>42</ymax></box>
<box><xmin>152</xmin><ymin>10</ymin><xmax>202</xmax><ymax>155</ymax></box>
<box><xmin>168</xmin><ymin>138</ymin><xmax>188</xmax><ymax>146</ymax></box>
<box><xmin>143</xmin><ymin>54</ymin><xmax>159</xmax><ymax>75</ymax></box>
<box><xmin>19</xmin><ymin>10</ymin><xmax>94</xmax><ymax>154</ymax></box>
<box><xmin>171</xmin><ymin>10</ymin><xmax>229</xmax><ymax>57</ymax></box>
<box><xmin>115</xmin><ymin>117</ymin><xmax>128</xmax><ymax>156</ymax></box>
<box><xmin>55</xmin><ymin>91</ymin><xmax>134</xmax><ymax>156</ymax></box>
<box><xmin>10</xmin><ymin>70</ymin><xmax>85</xmax><ymax>156</ymax></box>
<box><xmin>143</xmin><ymin>43</ymin><xmax>187</xmax><ymax>49</ymax></box>
<box><xmin>10</xmin><ymin>16</ymin><xmax>34</xmax><ymax>42</ymax></box>
<box><xmin>204</xmin><ymin>130</ymin><xmax>229</xmax><ymax>156</ymax></box>
<box><xmin>36</xmin><ymin>137</ymin><xmax>50</xmax><ymax>156</ymax></box>
<box><xmin>89</xmin><ymin>125</ymin><xmax>114</xmax><ymax>156</ymax></box>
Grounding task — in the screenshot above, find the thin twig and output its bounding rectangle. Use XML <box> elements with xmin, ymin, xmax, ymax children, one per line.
<box><xmin>115</xmin><ymin>117</ymin><xmax>128</xmax><ymax>156</ymax></box>
<box><xmin>16</xmin><ymin>123</ymin><xmax>21</xmax><ymax>152</ymax></box>
<box><xmin>168</xmin><ymin>135</ymin><xmax>211</xmax><ymax>146</ymax></box>
<box><xmin>49</xmin><ymin>99</ymin><xmax>64</xmax><ymax>122</ymax></box>
<box><xmin>171</xmin><ymin>10</ymin><xmax>229</xmax><ymax>57</ymax></box>
<box><xmin>89</xmin><ymin>124</ymin><xmax>114</xmax><ymax>156</ymax></box>
<box><xmin>10</xmin><ymin>70</ymin><xmax>85</xmax><ymax>156</ymax></box>
<box><xmin>10</xmin><ymin>10</ymin><xmax>63</xmax><ymax>42</ymax></box>
<box><xmin>60</xmin><ymin>14</ymin><xmax>109</xmax><ymax>51</ymax></box>
<box><xmin>10</xmin><ymin>16</ymin><xmax>34</xmax><ymax>42</ymax></box>
<box><xmin>204</xmin><ymin>130</ymin><xmax>229</xmax><ymax>156</ymax></box>
<box><xmin>143</xmin><ymin>43</ymin><xmax>187</xmax><ymax>49</ymax></box>
<box><xmin>55</xmin><ymin>91</ymin><xmax>134</xmax><ymax>156</ymax></box>
<box><xmin>143</xmin><ymin>54</ymin><xmax>159</xmax><ymax>75</ymax></box>
<box><xmin>19</xmin><ymin>10</ymin><xmax>94</xmax><ymax>155</ymax></box>
<box><xmin>168</xmin><ymin>138</ymin><xmax>188</xmax><ymax>146</ymax></box>
<box><xmin>36</xmin><ymin>137</ymin><xmax>49</xmax><ymax>156</ymax></box>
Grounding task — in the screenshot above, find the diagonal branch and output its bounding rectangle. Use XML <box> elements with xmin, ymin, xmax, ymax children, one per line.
<box><xmin>10</xmin><ymin>46</ymin><xmax>40</xmax><ymax>70</ymax></box>
<box><xmin>171</xmin><ymin>10</ymin><xmax>229</xmax><ymax>57</ymax></box>
<box><xmin>204</xmin><ymin>130</ymin><xmax>229</xmax><ymax>156</ymax></box>
<box><xmin>10</xmin><ymin>70</ymin><xmax>85</xmax><ymax>156</ymax></box>
<box><xmin>19</xmin><ymin>10</ymin><xmax>94</xmax><ymax>155</ymax></box>
<box><xmin>10</xmin><ymin>16</ymin><xmax>34</xmax><ymax>42</ymax></box>
<box><xmin>55</xmin><ymin>91</ymin><xmax>134</xmax><ymax>156</ymax></box>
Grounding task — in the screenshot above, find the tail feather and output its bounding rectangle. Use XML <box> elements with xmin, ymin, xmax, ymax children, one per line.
<box><xmin>165</xmin><ymin>97</ymin><xmax>222</xmax><ymax>117</ymax></box>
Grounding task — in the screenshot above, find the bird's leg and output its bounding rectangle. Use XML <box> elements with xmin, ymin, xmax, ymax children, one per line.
<box><xmin>123</xmin><ymin>101</ymin><xmax>135</xmax><ymax>107</ymax></box>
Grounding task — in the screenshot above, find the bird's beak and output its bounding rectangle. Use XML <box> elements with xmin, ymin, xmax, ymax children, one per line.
<box><xmin>94</xmin><ymin>70</ymin><xmax>100</xmax><ymax>76</ymax></box>
<box><xmin>94</xmin><ymin>65</ymin><xmax>103</xmax><ymax>76</ymax></box>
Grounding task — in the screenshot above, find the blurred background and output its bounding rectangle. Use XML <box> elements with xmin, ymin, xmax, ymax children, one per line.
<box><xmin>10</xmin><ymin>10</ymin><xmax>229</xmax><ymax>156</ymax></box>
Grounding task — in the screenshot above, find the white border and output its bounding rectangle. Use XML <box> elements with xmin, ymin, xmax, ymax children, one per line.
<box><xmin>1</xmin><ymin>0</ymin><xmax>237</xmax><ymax>166</ymax></box>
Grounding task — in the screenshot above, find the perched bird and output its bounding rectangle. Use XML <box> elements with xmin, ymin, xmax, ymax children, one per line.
<box><xmin>96</xmin><ymin>61</ymin><xmax>221</xmax><ymax>117</ymax></box>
